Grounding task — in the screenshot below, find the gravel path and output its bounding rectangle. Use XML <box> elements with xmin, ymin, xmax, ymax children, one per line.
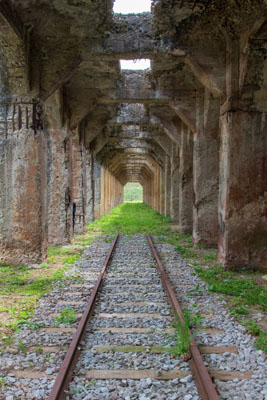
<box><xmin>0</xmin><ymin>234</ymin><xmax>266</xmax><ymax>400</ymax></box>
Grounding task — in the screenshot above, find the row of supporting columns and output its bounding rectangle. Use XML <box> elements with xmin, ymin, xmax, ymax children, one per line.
<box><xmin>0</xmin><ymin>91</ymin><xmax>119</xmax><ymax>265</ymax></box>
<box><xmin>154</xmin><ymin>100</ymin><xmax>266</xmax><ymax>270</ymax></box>
<box><xmin>0</xmin><ymin>91</ymin><xmax>266</xmax><ymax>271</ymax></box>
<box><xmin>99</xmin><ymin>168</ymin><xmax>123</xmax><ymax>216</ymax></box>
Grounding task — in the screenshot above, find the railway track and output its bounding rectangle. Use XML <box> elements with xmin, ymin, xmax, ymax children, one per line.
<box><xmin>1</xmin><ymin>234</ymin><xmax>265</xmax><ymax>400</ymax></box>
<box><xmin>48</xmin><ymin>234</ymin><xmax>218</xmax><ymax>400</ymax></box>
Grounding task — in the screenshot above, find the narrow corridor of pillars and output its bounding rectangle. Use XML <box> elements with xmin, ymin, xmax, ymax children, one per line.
<box><xmin>100</xmin><ymin>167</ymin><xmax>123</xmax><ymax>216</ymax></box>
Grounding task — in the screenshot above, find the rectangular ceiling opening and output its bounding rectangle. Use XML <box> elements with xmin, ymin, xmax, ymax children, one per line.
<box><xmin>113</xmin><ymin>0</ymin><xmax>151</xmax><ymax>14</ymax></box>
<box><xmin>120</xmin><ymin>59</ymin><xmax>151</xmax><ymax>71</ymax></box>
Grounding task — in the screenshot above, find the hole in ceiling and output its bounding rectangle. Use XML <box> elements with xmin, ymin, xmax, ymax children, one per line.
<box><xmin>113</xmin><ymin>0</ymin><xmax>151</xmax><ymax>14</ymax></box>
<box><xmin>120</xmin><ymin>59</ymin><xmax>151</xmax><ymax>70</ymax></box>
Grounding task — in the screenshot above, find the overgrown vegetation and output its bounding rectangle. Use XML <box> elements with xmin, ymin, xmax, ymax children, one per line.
<box><xmin>0</xmin><ymin>203</ymin><xmax>266</xmax><ymax>355</ymax></box>
<box><xmin>123</xmin><ymin>182</ymin><xmax>143</xmax><ymax>202</ymax></box>
<box><xmin>192</xmin><ymin>263</ymin><xmax>267</xmax><ymax>353</ymax></box>
<box><xmin>88</xmin><ymin>202</ymin><xmax>171</xmax><ymax>235</ymax></box>
<box><xmin>56</xmin><ymin>307</ymin><xmax>77</xmax><ymax>325</ymax></box>
<box><xmin>169</xmin><ymin>309</ymin><xmax>202</xmax><ymax>357</ymax></box>
<box><xmin>171</xmin><ymin>317</ymin><xmax>191</xmax><ymax>356</ymax></box>
<box><xmin>0</xmin><ymin>231</ymin><xmax>96</xmax><ymax>344</ymax></box>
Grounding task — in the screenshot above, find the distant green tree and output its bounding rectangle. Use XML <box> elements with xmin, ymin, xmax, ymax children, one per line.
<box><xmin>124</xmin><ymin>182</ymin><xmax>143</xmax><ymax>202</ymax></box>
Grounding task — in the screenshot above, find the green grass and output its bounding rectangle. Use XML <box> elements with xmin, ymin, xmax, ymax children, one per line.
<box><xmin>194</xmin><ymin>265</ymin><xmax>267</xmax><ymax>311</ymax></box>
<box><xmin>0</xmin><ymin>231</ymin><xmax>96</xmax><ymax>342</ymax></box>
<box><xmin>88</xmin><ymin>203</ymin><xmax>171</xmax><ymax>235</ymax></box>
<box><xmin>56</xmin><ymin>307</ymin><xmax>77</xmax><ymax>325</ymax></box>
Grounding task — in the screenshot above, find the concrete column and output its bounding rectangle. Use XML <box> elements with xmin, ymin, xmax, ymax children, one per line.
<box><xmin>170</xmin><ymin>142</ymin><xmax>180</xmax><ymax>222</ymax></box>
<box><xmin>72</xmin><ymin>136</ymin><xmax>87</xmax><ymax>234</ymax></box>
<box><xmin>218</xmin><ymin>109</ymin><xmax>267</xmax><ymax>269</ymax></box>
<box><xmin>85</xmin><ymin>152</ymin><xmax>95</xmax><ymax>223</ymax></box>
<box><xmin>0</xmin><ymin>107</ymin><xmax>47</xmax><ymax>265</ymax></box>
<box><xmin>179</xmin><ymin>124</ymin><xmax>193</xmax><ymax>233</ymax></box>
<box><xmin>44</xmin><ymin>92</ymin><xmax>74</xmax><ymax>245</ymax></box>
<box><xmin>160</xmin><ymin>167</ymin><xmax>165</xmax><ymax>214</ymax></box>
<box><xmin>164</xmin><ymin>155</ymin><xmax>171</xmax><ymax>217</ymax></box>
<box><xmin>94</xmin><ymin>160</ymin><xmax>101</xmax><ymax>219</ymax></box>
<box><xmin>193</xmin><ymin>91</ymin><xmax>219</xmax><ymax>246</ymax></box>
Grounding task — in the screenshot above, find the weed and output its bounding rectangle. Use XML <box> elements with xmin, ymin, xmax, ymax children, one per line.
<box><xmin>170</xmin><ymin>316</ymin><xmax>191</xmax><ymax>356</ymax></box>
<box><xmin>202</xmin><ymin>253</ymin><xmax>217</xmax><ymax>261</ymax></box>
<box><xmin>33</xmin><ymin>346</ymin><xmax>43</xmax><ymax>355</ymax></box>
<box><xmin>56</xmin><ymin>307</ymin><xmax>77</xmax><ymax>325</ymax></box>
<box><xmin>18</xmin><ymin>320</ymin><xmax>43</xmax><ymax>330</ymax></box>
<box><xmin>2</xmin><ymin>335</ymin><xmax>12</xmax><ymax>347</ymax></box>
<box><xmin>18</xmin><ymin>341</ymin><xmax>27</xmax><ymax>354</ymax></box>
<box><xmin>255</xmin><ymin>332</ymin><xmax>267</xmax><ymax>353</ymax></box>
<box><xmin>62</xmin><ymin>255</ymin><xmax>79</xmax><ymax>266</ymax></box>
<box><xmin>245</xmin><ymin>320</ymin><xmax>261</xmax><ymax>336</ymax></box>
<box><xmin>183</xmin><ymin>309</ymin><xmax>202</xmax><ymax>328</ymax></box>
<box><xmin>40</xmin><ymin>263</ymin><xmax>49</xmax><ymax>268</ymax></box>
<box><xmin>0</xmin><ymin>377</ymin><xmax>7</xmax><ymax>387</ymax></box>
<box><xmin>187</xmin><ymin>284</ymin><xmax>200</xmax><ymax>297</ymax></box>
<box><xmin>195</xmin><ymin>265</ymin><xmax>267</xmax><ymax>310</ymax></box>
<box><xmin>231</xmin><ymin>305</ymin><xmax>249</xmax><ymax>317</ymax></box>
<box><xmin>175</xmin><ymin>244</ymin><xmax>196</xmax><ymax>258</ymax></box>
<box><xmin>86</xmin><ymin>380</ymin><xmax>97</xmax><ymax>389</ymax></box>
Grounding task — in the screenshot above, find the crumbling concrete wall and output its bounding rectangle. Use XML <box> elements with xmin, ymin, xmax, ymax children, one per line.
<box><xmin>193</xmin><ymin>91</ymin><xmax>219</xmax><ymax>246</ymax></box>
<box><xmin>179</xmin><ymin>125</ymin><xmax>193</xmax><ymax>233</ymax></box>
<box><xmin>0</xmin><ymin>120</ymin><xmax>47</xmax><ymax>265</ymax></box>
<box><xmin>44</xmin><ymin>91</ymin><xmax>74</xmax><ymax>245</ymax></box>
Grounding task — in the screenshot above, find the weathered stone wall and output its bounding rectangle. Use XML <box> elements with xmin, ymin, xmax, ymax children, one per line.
<box><xmin>170</xmin><ymin>142</ymin><xmax>179</xmax><ymax>222</ymax></box>
<box><xmin>85</xmin><ymin>152</ymin><xmax>95</xmax><ymax>223</ymax></box>
<box><xmin>0</xmin><ymin>127</ymin><xmax>47</xmax><ymax>265</ymax></box>
<box><xmin>179</xmin><ymin>125</ymin><xmax>193</xmax><ymax>233</ymax></box>
<box><xmin>72</xmin><ymin>136</ymin><xmax>87</xmax><ymax>235</ymax></box>
<box><xmin>192</xmin><ymin>91</ymin><xmax>219</xmax><ymax>246</ymax></box>
<box><xmin>44</xmin><ymin>91</ymin><xmax>74</xmax><ymax>245</ymax></box>
<box><xmin>218</xmin><ymin>109</ymin><xmax>267</xmax><ymax>270</ymax></box>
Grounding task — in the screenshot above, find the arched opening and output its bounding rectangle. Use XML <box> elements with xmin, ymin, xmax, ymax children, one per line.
<box><xmin>123</xmin><ymin>182</ymin><xmax>143</xmax><ymax>203</ymax></box>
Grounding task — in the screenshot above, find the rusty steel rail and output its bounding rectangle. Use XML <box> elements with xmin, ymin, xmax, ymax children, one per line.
<box><xmin>48</xmin><ymin>233</ymin><xmax>119</xmax><ymax>400</ymax></box>
<box><xmin>147</xmin><ymin>235</ymin><xmax>219</xmax><ymax>400</ymax></box>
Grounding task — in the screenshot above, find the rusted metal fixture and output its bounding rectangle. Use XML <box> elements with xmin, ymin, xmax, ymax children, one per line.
<box><xmin>146</xmin><ymin>234</ymin><xmax>220</xmax><ymax>400</ymax></box>
<box><xmin>48</xmin><ymin>234</ymin><xmax>119</xmax><ymax>400</ymax></box>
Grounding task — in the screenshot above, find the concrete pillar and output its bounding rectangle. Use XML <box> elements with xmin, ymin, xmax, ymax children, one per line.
<box><xmin>0</xmin><ymin>103</ymin><xmax>47</xmax><ymax>265</ymax></box>
<box><xmin>85</xmin><ymin>152</ymin><xmax>95</xmax><ymax>223</ymax></box>
<box><xmin>170</xmin><ymin>142</ymin><xmax>180</xmax><ymax>222</ymax></box>
<box><xmin>179</xmin><ymin>124</ymin><xmax>193</xmax><ymax>233</ymax></box>
<box><xmin>160</xmin><ymin>167</ymin><xmax>165</xmax><ymax>214</ymax></box>
<box><xmin>164</xmin><ymin>155</ymin><xmax>171</xmax><ymax>217</ymax></box>
<box><xmin>72</xmin><ymin>136</ymin><xmax>87</xmax><ymax>234</ymax></box>
<box><xmin>94</xmin><ymin>160</ymin><xmax>101</xmax><ymax>219</ymax></box>
<box><xmin>193</xmin><ymin>91</ymin><xmax>219</xmax><ymax>246</ymax></box>
<box><xmin>45</xmin><ymin>92</ymin><xmax>74</xmax><ymax>245</ymax></box>
<box><xmin>218</xmin><ymin>109</ymin><xmax>267</xmax><ymax>269</ymax></box>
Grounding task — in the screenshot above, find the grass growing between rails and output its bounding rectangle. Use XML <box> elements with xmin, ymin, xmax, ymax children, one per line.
<box><xmin>0</xmin><ymin>231</ymin><xmax>97</xmax><ymax>346</ymax></box>
<box><xmin>88</xmin><ymin>203</ymin><xmax>171</xmax><ymax>235</ymax></box>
